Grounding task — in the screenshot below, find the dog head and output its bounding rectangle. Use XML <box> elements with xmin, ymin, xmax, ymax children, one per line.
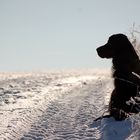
<box><xmin>96</xmin><ymin>34</ymin><xmax>131</xmax><ymax>59</ymax></box>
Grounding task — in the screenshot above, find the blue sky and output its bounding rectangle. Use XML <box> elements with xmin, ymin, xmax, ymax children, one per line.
<box><xmin>0</xmin><ymin>0</ymin><xmax>140</xmax><ymax>71</ymax></box>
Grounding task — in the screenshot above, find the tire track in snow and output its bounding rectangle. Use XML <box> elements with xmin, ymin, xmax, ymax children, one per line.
<box><xmin>20</xmin><ymin>76</ymin><xmax>112</xmax><ymax>140</ymax></box>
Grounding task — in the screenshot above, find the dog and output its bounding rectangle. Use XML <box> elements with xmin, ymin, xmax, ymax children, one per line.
<box><xmin>96</xmin><ymin>34</ymin><xmax>140</xmax><ymax>121</ymax></box>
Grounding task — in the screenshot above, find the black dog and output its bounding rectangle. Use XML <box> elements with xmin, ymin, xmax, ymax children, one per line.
<box><xmin>96</xmin><ymin>34</ymin><xmax>140</xmax><ymax>121</ymax></box>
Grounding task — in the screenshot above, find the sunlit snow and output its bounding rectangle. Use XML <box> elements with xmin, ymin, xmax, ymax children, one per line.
<box><xmin>0</xmin><ymin>70</ymin><xmax>140</xmax><ymax>140</ymax></box>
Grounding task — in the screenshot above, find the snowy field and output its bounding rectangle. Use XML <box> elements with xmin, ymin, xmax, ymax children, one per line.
<box><xmin>0</xmin><ymin>70</ymin><xmax>140</xmax><ymax>140</ymax></box>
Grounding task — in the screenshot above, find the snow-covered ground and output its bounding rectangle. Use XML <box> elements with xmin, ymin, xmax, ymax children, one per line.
<box><xmin>0</xmin><ymin>70</ymin><xmax>140</xmax><ymax>140</ymax></box>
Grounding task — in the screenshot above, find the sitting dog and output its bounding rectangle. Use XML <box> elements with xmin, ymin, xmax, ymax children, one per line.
<box><xmin>96</xmin><ymin>34</ymin><xmax>140</xmax><ymax>120</ymax></box>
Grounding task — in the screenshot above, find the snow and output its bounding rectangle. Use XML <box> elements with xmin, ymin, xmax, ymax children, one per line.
<box><xmin>0</xmin><ymin>70</ymin><xmax>140</xmax><ymax>140</ymax></box>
